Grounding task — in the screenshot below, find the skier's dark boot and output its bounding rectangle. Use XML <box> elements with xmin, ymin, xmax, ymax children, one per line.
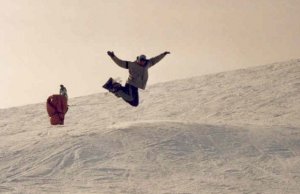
<box><xmin>111</xmin><ymin>82</ymin><xmax>122</xmax><ymax>97</ymax></box>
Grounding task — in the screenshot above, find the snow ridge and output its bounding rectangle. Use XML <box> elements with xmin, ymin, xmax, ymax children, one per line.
<box><xmin>0</xmin><ymin>60</ymin><xmax>299</xmax><ymax>193</ymax></box>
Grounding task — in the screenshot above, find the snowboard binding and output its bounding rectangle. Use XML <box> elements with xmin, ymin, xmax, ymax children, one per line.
<box><xmin>103</xmin><ymin>78</ymin><xmax>122</xmax><ymax>97</ymax></box>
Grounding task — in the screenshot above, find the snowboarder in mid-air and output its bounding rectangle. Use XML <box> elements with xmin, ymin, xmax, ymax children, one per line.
<box><xmin>103</xmin><ymin>51</ymin><xmax>170</xmax><ymax>107</ymax></box>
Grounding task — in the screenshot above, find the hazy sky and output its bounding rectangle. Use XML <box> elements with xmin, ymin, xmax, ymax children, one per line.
<box><xmin>1</xmin><ymin>0</ymin><xmax>300</xmax><ymax>108</ymax></box>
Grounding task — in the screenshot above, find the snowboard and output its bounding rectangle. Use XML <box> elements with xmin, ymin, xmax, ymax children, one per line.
<box><xmin>102</xmin><ymin>77</ymin><xmax>114</xmax><ymax>92</ymax></box>
<box><xmin>102</xmin><ymin>77</ymin><xmax>122</xmax><ymax>96</ymax></box>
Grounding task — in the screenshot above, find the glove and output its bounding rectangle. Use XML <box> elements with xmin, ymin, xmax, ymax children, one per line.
<box><xmin>164</xmin><ymin>51</ymin><xmax>170</xmax><ymax>55</ymax></box>
<box><xmin>107</xmin><ymin>51</ymin><xmax>115</xmax><ymax>58</ymax></box>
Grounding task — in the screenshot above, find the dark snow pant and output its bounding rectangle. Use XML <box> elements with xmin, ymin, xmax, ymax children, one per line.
<box><xmin>115</xmin><ymin>83</ymin><xmax>139</xmax><ymax>107</ymax></box>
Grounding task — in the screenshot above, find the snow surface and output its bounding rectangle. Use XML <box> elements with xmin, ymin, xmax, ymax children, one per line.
<box><xmin>0</xmin><ymin>60</ymin><xmax>300</xmax><ymax>193</ymax></box>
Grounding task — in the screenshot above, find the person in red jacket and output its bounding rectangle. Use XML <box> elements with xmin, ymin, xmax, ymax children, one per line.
<box><xmin>46</xmin><ymin>94</ymin><xmax>68</xmax><ymax>125</ymax></box>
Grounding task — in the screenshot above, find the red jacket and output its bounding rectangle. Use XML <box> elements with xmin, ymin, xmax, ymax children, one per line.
<box><xmin>46</xmin><ymin>95</ymin><xmax>68</xmax><ymax>125</ymax></box>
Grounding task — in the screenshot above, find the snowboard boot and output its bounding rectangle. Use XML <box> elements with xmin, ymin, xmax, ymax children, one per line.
<box><xmin>111</xmin><ymin>82</ymin><xmax>122</xmax><ymax>97</ymax></box>
<box><xmin>103</xmin><ymin>78</ymin><xmax>122</xmax><ymax>97</ymax></box>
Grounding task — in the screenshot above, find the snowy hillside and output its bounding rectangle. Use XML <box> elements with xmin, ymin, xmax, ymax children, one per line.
<box><xmin>0</xmin><ymin>60</ymin><xmax>299</xmax><ymax>193</ymax></box>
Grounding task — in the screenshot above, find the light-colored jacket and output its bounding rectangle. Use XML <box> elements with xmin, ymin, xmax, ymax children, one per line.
<box><xmin>111</xmin><ymin>53</ymin><xmax>167</xmax><ymax>89</ymax></box>
<box><xmin>60</xmin><ymin>87</ymin><xmax>68</xmax><ymax>98</ymax></box>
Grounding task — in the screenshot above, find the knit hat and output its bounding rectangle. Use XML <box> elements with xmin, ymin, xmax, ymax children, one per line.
<box><xmin>137</xmin><ymin>54</ymin><xmax>147</xmax><ymax>62</ymax></box>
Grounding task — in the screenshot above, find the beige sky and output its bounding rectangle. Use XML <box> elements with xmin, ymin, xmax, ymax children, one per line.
<box><xmin>1</xmin><ymin>0</ymin><xmax>300</xmax><ymax>108</ymax></box>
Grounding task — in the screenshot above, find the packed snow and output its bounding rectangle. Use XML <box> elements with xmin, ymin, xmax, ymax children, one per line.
<box><xmin>0</xmin><ymin>60</ymin><xmax>299</xmax><ymax>193</ymax></box>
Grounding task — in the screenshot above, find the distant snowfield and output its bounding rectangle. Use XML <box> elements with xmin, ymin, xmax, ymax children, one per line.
<box><xmin>0</xmin><ymin>60</ymin><xmax>299</xmax><ymax>193</ymax></box>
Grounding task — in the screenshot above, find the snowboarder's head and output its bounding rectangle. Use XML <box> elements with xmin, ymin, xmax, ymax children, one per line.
<box><xmin>60</xmin><ymin>84</ymin><xmax>64</xmax><ymax>88</ymax></box>
<box><xmin>137</xmin><ymin>54</ymin><xmax>147</xmax><ymax>66</ymax></box>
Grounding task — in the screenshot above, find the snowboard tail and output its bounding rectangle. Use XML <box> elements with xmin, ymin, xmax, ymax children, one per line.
<box><xmin>102</xmin><ymin>77</ymin><xmax>122</xmax><ymax>95</ymax></box>
<box><xmin>102</xmin><ymin>77</ymin><xmax>114</xmax><ymax>91</ymax></box>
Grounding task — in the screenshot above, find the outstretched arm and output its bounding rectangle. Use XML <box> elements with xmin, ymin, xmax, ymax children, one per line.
<box><xmin>149</xmin><ymin>51</ymin><xmax>170</xmax><ymax>67</ymax></box>
<box><xmin>107</xmin><ymin>51</ymin><xmax>129</xmax><ymax>69</ymax></box>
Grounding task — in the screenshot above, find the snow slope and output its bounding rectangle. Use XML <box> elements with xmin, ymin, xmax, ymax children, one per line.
<box><xmin>0</xmin><ymin>60</ymin><xmax>299</xmax><ymax>193</ymax></box>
